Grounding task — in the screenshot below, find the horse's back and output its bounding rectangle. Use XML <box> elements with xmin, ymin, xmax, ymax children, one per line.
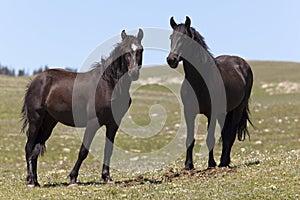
<box><xmin>24</xmin><ymin>69</ymin><xmax>82</xmax><ymax>126</ymax></box>
<box><xmin>26</xmin><ymin>69</ymin><xmax>77</xmax><ymax>103</ymax></box>
<box><xmin>216</xmin><ymin>55</ymin><xmax>252</xmax><ymax>78</ymax></box>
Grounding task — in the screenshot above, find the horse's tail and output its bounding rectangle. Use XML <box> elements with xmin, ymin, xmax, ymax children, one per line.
<box><xmin>237</xmin><ymin>104</ymin><xmax>253</xmax><ymax>141</ymax></box>
<box><xmin>21</xmin><ymin>80</ymin><xmax>47</xmax><ymax>156</ymax></box>
<box><xmin>237</xmin><ymin>65</ymin><xmax>253</xmax><ymax>141</ymax></box>
<box><xmin>21</xmin><ymin>103</ymin><xmax>28</xmax><ymax>134</ymax></box>
<box><xmin>21</xmin><ymin>83</ymin><xmax>30</xmax><ymax>134</ymax></box>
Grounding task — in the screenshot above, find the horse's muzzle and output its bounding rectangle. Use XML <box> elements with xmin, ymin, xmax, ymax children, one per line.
<box><xmin>167</xmin><ymin>53</ymin><xmax>179</xmax><ymax>68</ymax></box>
<box><xmin>128</xmin><ymin>68</ymin><xmax>140</xmax><ymax>81</ymax></box>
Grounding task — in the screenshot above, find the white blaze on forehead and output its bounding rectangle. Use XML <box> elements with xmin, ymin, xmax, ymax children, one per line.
<box><xmin>131</xmin><ymin>43</ymin><xmax>138</xmax><ymax>51</ymax></box>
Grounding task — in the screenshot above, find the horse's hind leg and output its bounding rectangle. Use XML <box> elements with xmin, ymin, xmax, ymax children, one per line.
<box><xmin>25</xmin><ymin>113</ymin><xmax>57</xmax><ymax>187</ymax></box>
<box><xmin>219</xmin><ymin>111</ymin><xmax>239</xmax><ymax>167</ymax></box>
<box><xmin>34</xmin><ymin>114</ymin><xmax>57</xmax><ymax>180</ymax></box>
<box><xmin>25</xmin><ymin>110</ymin><xmax>44</xmax><ymax>187</ymax></box>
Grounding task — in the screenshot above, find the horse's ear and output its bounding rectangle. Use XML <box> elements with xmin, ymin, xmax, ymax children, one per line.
<box><xmin>121</xmin><ymin>30</ymin><xmax>127</xmax><ymax>40</ymax></box>
<box><xmin>170</xmin><ymin>17</ymin><xmax>177</xmax><ymax>29</ymax></box>
<box><xmin>137</xmin><ymin>28</ymin><xmax>144</xmax><ymax>42</ymax></box>
<box><xmin>185</xmin><ymin>16</ymin><xmax>191</xmax><ymax>28</ymax></box>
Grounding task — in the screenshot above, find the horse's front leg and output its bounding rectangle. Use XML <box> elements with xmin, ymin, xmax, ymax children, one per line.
<box><xmin>207</xmin><ymin>117</ymin><xmax>217</xmax><ymax>168</ymax></box>
<box><xmin>69</xmin><ymin>119</ymin><xmax>99</xmax><ymax>185</ymax></box>
<box><xmin>101</xmin><ymin>123</ymin><xmax>118</xmax><ymax>183</ymax></box>
<box><xmin>184</xmin><ymin>109</ymin><xmax>197</xmax><ymax>170</ymax></box>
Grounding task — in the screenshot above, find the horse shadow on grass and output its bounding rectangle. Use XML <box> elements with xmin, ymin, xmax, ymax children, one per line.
<box><xmin>162</xmin><ymin>160</ymin><xmax>260</xmax><ymax>181</ymax></box>
<box><xmin>43</xmin><ymin>160</ymin><xmax>260</xmax><ymax>188</ymax></box>
<box><xmin>43</xmin><ymin>175</ymin><xmax>162</xmax><ymax>188</ymax></box>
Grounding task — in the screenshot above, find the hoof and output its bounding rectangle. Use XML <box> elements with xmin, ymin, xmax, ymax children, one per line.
<box><xmin>106</xmin><ymin>179</ymin><xmax>115</xmax><ymax>184</ymax></box>
<box><xmin>208</xmin><ymin>161</ymin><xmax>217</xmax><ymax>168</ymax></box>
<box><xmin>184</xmin><ymin>163</ymin><xmax>194</xmax><ymax>170</ymax></box>
<box><xmin>218</xmin><ymin>163</ymin><xmax>230</xmax><ymax>168</ymax></box>
<box><xmin>103</xmin><ymin>177</ymin><xmax>114</xmax><ymax>184</ymax></box>
<box><xmin>27</xmin><ymin>184</ymin><xmax>36</xmax><ymax>188</ymax></box>
<box><xmin>69</xmin><ymin>176</ymin><xmax>77</xmax><ymax>186</ymax></box>
<box><xmin>27</xmin><ymin>183</ymin><xmax>40</xmax><ymax>188</ymax></box>
<box><xmin>208</xmin><ymin>164</ymin><xmax>217</xmax><ymax>169</ymax></box>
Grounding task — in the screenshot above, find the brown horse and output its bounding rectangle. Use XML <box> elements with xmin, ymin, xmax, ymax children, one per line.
<box><xmin>21</xmin><ymin>29</ymin><xmax>144</xmax><ymax>187</ymax></box>
<box><xmin>167</xmin><ymin>16</ymin><xmax>253</xmax><ymax>169</ymax></box>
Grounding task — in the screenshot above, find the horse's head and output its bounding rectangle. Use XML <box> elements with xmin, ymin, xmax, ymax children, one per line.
<box><xmin>167</xmin><ymin>16</ymin><xmax>193</xmax><ymax>68</ymax></box>
<box><xmin>120</xmin><ymin>29</ymin><xmax>144</xmax><ymax>81</ymax></box>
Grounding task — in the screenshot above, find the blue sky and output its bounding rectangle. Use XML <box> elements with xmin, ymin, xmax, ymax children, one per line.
<box><xmin>0</xmin><ymin>1</ymin><xmax>299</xmax><ymax>73</ymax></box>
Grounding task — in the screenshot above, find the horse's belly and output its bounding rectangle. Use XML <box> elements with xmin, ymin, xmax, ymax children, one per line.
<box><xmin>45</xmin><ymin>87</ymin><xmax>89</xmax><ymax>127</ymax></box>
<box><xmin>47</xmin><ymin>109</ymin><xmax>87</xmax><ymax>127</ymax></box>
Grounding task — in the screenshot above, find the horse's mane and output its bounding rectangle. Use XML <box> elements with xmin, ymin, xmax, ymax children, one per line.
<box><xmin>92</xmin><ymin>36</ymin><xmax>136</xmax><ymax>81</ymax></box>
<box><xmin>189</xmin><ymin>26</ymin><xmax>214</xmax><ymax>59</ymax></box>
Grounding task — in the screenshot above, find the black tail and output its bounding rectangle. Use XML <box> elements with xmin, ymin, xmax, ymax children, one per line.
<box><xmin>237</xmin><ymin>104</ymin><xmax>253</xmax><ymax>141</ymax></box>
<box><xmin>21</xmin><ymin>83</ymin><xmax>30</xmax><ymax>134</ymax></box>
<box><xmin>21</xmin><ymin>95</ymin><xmax>47</xmax><ymax>156</ymax></box>
<box><xmin>237</xmin><ymin>65</ymin><xmax>253</xmax><ymax>141</ymax></box>
<box><xmin>21</xmin><ymin>99</ymin><xmax>28</xmax><ymax>134</ymax></box>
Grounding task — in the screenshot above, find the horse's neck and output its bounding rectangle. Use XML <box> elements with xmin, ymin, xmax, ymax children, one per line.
<box><xmin>182</xmin><ymin>41</ymin><xmax>216</xmax><ymax>81</ymax></box>
<box><xmin>89</xmin><ymin>64</ymin><xmax>132</xmax><ymax>97</ymax></box>
<box><xmin>183</xmin><ymin>61</ymin><xmax>205</xmax><ymax>84</ymax></box>
<box><xmin>182</xmin><ymin>44</ymin><xmax>219</xmax><ymax>97</ymax></box>
<box><xmin>107</xmin><ymin>62</ymin><xmax>132</xmax><ymax>99</ymax></box>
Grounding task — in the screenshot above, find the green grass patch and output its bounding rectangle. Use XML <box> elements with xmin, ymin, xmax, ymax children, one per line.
<box><xmin>0</xmin><ymin>61</ymin><xmax>299</xmax><ymax>199</ymax></box>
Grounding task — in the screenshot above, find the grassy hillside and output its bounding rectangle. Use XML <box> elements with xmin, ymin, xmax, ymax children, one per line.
<box><xmin>0</xmin><ymin>61</ymin><xmax>299</xmax><ymax>199</ymax></box>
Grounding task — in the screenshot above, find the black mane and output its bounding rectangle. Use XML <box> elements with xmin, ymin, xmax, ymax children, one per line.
<box><xmin>188</xmin><ymin>26</ymin><xmax>214</xmax><ymax>59</ymax></box>
<box><xmin>92</xmin><ymin>36</ymin><xmax>138</xmax><ymax>81</ymax></box>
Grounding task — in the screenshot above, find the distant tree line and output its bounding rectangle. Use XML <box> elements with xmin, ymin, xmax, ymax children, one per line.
<box><xmin>0</xmin><ymin>63</ymin><xmax>76</xmax><ymax>77</ymax></box>
<box><xmin>32</xmin><ymin>65</ymin><xmax>49</xmax><ymax>75</ymax></box>
<box><xmin>0</xmin><ymin>64</ymin><xmax>21</xmax><ymax>76</ymax></box>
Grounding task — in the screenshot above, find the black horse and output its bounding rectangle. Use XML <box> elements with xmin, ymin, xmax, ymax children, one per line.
<box><xmin>21</xmin><ymin>29</ymin><xmax>144</xmax><ymax>187</ymax></box>
<box><xmin>167</xmin><ymin>16</ymin><xmax>253</xmax><ymax>169</ymax></box>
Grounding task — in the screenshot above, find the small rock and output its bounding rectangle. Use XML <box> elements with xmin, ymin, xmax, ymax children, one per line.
<box><xmin>62</xmin><ymin>148</ymin><xmax>71</xmax><ymax>153</ymax></box>
<box><xmin>130</xmin><ymin>156</ymin><xmax>139</xmax><ymax>161</ymax></box>
<box><xmin>255</xmin><ymin>140</ymin><xmax>262</xmax><ymax>145</ymax></box>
